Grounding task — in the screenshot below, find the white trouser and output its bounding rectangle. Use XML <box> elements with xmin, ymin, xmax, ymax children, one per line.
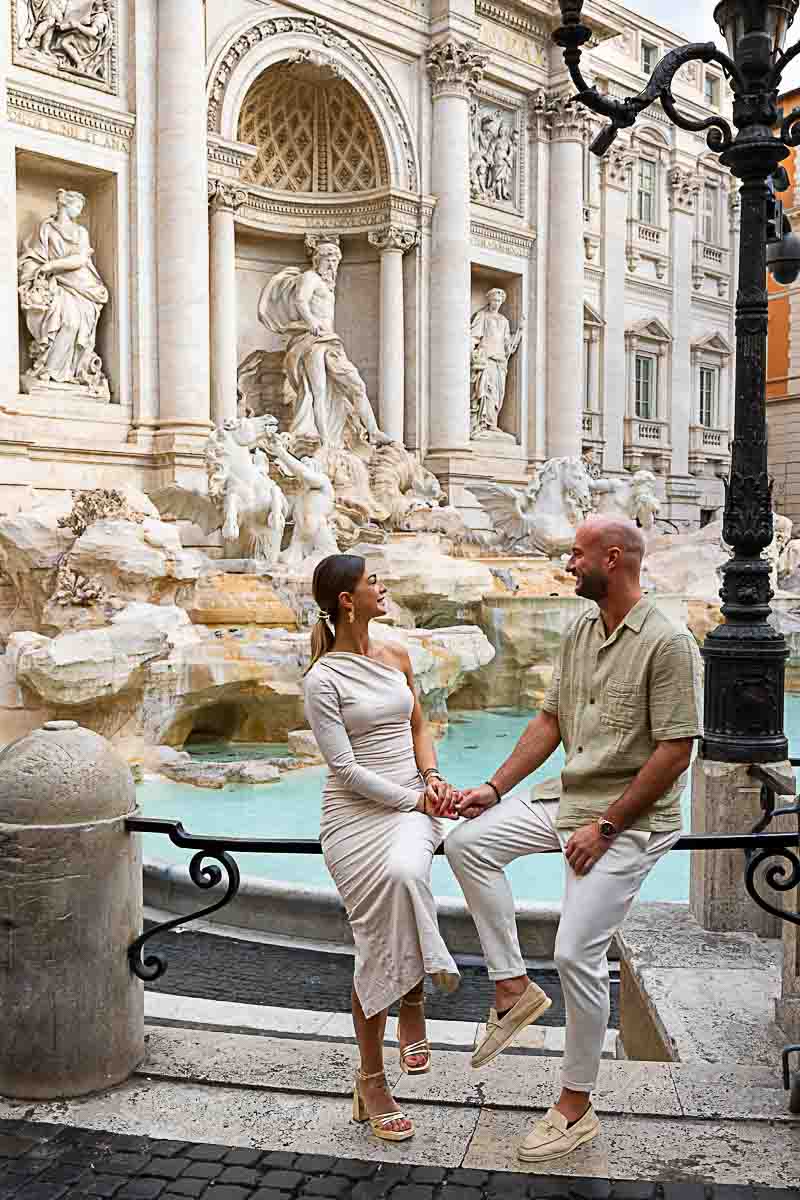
<box><xmin>445</xmin><ymin>796</ymin><xmax>679</xmax><ymax>1092</ymax></box>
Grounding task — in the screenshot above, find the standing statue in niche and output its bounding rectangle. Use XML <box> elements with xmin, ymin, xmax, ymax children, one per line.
<box><xmin>17</xmin><ymin>188</ymin><xmax>110</xmax><ymax>398</ymax></box>
<box><xmin>470</xmin><ymin>288</ymin><xmax>524</xmax><ymax>441</ymax></box>
<box><xmin>258</xmin><ymin>240</ymin><xmax>392</xmax><ymax>451</ymax></box>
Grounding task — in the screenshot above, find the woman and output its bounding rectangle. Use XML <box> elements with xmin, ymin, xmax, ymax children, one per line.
<box><xmin>303</xmin><ymin>554</ymin><xmax>459</xmax><ymax>1143</ymax></box>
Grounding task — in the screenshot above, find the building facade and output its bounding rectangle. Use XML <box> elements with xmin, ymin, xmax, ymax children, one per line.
<box><xmin>767</xmin><ymin>88</ymin><xmax>800</xmax><ymax>529</ymax></box>
<box><xmin>1</xmin><ymin>0</ymin><xmax>736</xmax><ymax>529</ymax></box>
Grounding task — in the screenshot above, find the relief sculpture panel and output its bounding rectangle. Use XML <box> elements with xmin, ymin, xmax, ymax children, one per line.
<box><xmin>12</xmin><ymin>0</ymin><xmax>116</xmax><ymax>94</ymax></box>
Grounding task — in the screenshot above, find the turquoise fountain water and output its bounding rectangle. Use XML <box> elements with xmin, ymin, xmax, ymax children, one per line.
<box><xmin>138</xmin><ymin>693</ymin><xmax>800</xmax><ymax>903</ymax></box>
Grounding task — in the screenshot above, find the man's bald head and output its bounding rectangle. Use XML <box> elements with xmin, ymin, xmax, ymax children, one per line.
<box><xmin>567</xmin><ymin>515</ymin><xmax>645</xmax><ymax>603</ymax></box>
<box><xmin>579</xmin><ymin>515</ymin><xmax>645</xmax><ymax>564</ymax></box>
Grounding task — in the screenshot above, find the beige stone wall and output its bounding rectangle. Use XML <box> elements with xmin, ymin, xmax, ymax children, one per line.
<box><xmin>768</xmin><ymin>396</ymin><xmax>800</xmax><ymax>527</ymax></box>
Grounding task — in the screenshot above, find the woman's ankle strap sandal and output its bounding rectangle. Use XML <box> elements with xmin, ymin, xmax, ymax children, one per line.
<box><xmin>352</xmin><ymin>1069</ymin><xmax>415</xmax><ymax>1142</ymax></box>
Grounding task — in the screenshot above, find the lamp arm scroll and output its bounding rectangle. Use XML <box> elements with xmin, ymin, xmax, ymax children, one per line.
<box><xmin>555</xmin><ymin>23</ymin><xmax>738</xmax><ymax>157</ymax></box>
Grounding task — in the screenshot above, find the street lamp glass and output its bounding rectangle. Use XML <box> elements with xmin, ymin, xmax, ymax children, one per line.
<box><xmin>557</xmin><ymin>0</ymin><xmax>586</xmax><ymax>25</ymax></box>
<box><xmin>714</xmin><ymin>0</ymin><xmax>799</xmax><ymax>58</ymax></box>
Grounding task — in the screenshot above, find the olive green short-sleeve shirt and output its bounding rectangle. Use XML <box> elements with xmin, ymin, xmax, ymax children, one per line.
<box><xmin>535</xmin><ymin>597</ymin><xmax>703</xmax><ymax>832</ymax></box>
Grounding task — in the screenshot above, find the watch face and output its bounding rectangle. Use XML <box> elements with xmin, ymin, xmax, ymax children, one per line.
<box><xmin>599</xmin><ymin>820</ymin><xmax>616</xmax><ymax>838</ymax></box>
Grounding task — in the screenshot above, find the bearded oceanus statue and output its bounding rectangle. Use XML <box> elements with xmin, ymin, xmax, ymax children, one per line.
<box><xmin>150</xmin><ymin>415</ymin><xmax>288</xmax><ymax>565</ymax></box>
<box><xmin>471</xmin><ymin>457</ymin><xmax>594</xmax><ymax>559</ymax></box>
<box><xmin>257</xmin><ymin>240</ymin><xmax>391</xmax><ymax>451</ymax></box>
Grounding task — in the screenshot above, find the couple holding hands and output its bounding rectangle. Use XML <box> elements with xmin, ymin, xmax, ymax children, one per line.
<box><xmin>303</xmin><ymin>515</ymin><xmax>702</xmax><ymax>1164</ymax></box>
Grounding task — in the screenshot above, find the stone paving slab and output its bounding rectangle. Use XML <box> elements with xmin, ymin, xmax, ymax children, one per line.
<box><xmin>1</xmin><ymin>1118</ymin><xmax>797</xmax><ymax>1200</ymax></box>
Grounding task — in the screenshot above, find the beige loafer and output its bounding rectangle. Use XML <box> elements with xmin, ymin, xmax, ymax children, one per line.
<box><xmin>517</xmin><ymin>1104</ymin><xmax>600</xmax><ymax>1162</ymax></box>
<box><xmin>471</xmin><ymin>980</ymin><xmax>552</xmax><ymax>1069</ymax></box>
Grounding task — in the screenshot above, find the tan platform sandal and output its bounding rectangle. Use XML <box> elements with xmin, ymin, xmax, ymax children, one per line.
<box><xmin>352</xmin><ymin>1068</ymin><xmax>415</xmax><ymax>1142</ymax></box>
<box><xmin>398</xmin><ymin>995</ymin><xmax>431</xmax><ymax>1076</ymax></box>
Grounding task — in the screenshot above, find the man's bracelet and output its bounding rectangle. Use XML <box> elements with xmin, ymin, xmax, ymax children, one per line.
<box><xmin>486</xmin><ymin>780</ymin><xmax>502</xmax><ymax>805</ymax></box>
<box><xmin>423</xmin><ymin>767</ymin><xmax>442</xmax><ymax>782</ymax></box>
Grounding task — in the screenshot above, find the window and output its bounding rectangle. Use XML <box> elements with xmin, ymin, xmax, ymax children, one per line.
<box><xmin>699</xmin><ymin>366</ymin><xmax>717</xmax><ymax>427</ymax></box>
<box><xmin>584</xmin><ymin>341</ymin><xmax>591</xmax><ymax>410</ymax></box>
<box><xmin>705</xmin><ymin>74</ymin><xmax>720</xmax><ymax>108</ymax></box>
<box><xmin>635</xmin><ymin>354</ymin><xmax>656</xmax><ymax>419</ymax></box>
<box><xmin>637</xmin><ymin>159</ymin><xmax>656</xmax><ymax>225</ymax></box>
<box><xmin>702</xmin><ymin>185</ymin><xmax>718</xmax><ymax>243</ymax></box>
<box><xmin>641</xmin><ymin>41</ymin><xmax>658</xmax><ymax>75</ymax></box>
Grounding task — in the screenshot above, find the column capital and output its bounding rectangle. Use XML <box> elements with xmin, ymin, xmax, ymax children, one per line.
<box><xmin>368</xmin><ymin>226</ymin><xmax>419</xmax><ymax>254</ymax></box>
<box><xmin>668</xmin><ymin>165</ymin><xmax>701</xmax><ymax>214</ymax></box>
<box><xmin>208</xmin><ymin>179</ymin><xmax>247</xmax><ymax>214</ymax></box>
<box><xmin>600</xmin><ymin>145</ymin><xmax>634</xmax><ymax>191</ymax></box>
<box><xmin>528</xmin><ymin>91</ymin><xmax>590</xmax><ymax>144</ymax></box>
<box><xmin>427</xmin><ymin>39</ymin><xmax>488</xmax><ymax>100</ymax></box>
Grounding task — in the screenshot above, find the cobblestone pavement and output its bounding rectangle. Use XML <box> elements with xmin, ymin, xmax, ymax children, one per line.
<box><xmin>0</xmin><ymin>1120</ymin><xmax>793</xmax><ymax>1200</ymax></box>
<box><xmin>141</xmin><ymin>925</ymin><xmax>619</xmax><ymax>1028</ymax></box>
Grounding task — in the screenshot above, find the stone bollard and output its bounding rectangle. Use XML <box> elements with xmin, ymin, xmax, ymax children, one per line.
<box><xmin>0</xmin><ymin>720</ymin><xmax>144</xmax><ymax>1098</ymax></box>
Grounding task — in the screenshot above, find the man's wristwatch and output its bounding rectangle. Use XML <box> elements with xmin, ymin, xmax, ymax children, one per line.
<box><xmin>597</xmin><ymin>817</ymin><xmax>618</xmax><ymax>841</ymax></box>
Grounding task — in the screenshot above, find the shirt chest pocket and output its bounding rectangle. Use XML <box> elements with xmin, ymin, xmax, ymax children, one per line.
<box><xmin>599</xmin><ymin>681</ymin><xmax>646</xmax><ymax>734</ymax></box>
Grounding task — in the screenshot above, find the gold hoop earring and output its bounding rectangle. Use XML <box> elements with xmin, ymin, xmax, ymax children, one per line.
<box><xmin>348</xmin><ymin>609</ymin><xmax>355</xmax><ymax>625</ymax></box>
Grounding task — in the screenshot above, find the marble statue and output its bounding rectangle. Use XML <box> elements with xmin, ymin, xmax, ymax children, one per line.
<box><xmin>257</xmin><ymin>240</ymin><xmax>391</xmax><ymax>450</ymax></box>
<box><xmin>268</xmin><ymin>436</ymin><xmax>339</xmax><ymax>568</ymax></box>
<box><xmin>590</xmin><ymin>469</ymin><xmax>661</xmax><ymax>531</ymax></box>
<box><xmin>470</xmin><ymin>289</ymin><xmax>524</xmax><ymax>440</ymax></box>
<box><xmin>18</xmin><ymin>188</ymin><xmax>110</xmax><ymax>398</ymax></box>
<box><xmin>17</xmin><ymin>0</ymin><xmax>113</xmax><ymax>83</ymax></box>
<box><xmin>150</xmin><ymin>415</ymin><xmax>288</xmax><ymax>565</ymax></box>
<box><xmin>469</xmin><ymin>104</ymin><xmax>519</xmax><ymax>203</ymax></box>
<box><xmin>368</xmin><ymin>442</ymin><xmax>473</xmax><ymax>540</ymax></box>
<box><xmin>766</xmin><ymin>510</ymin><xmax>794</xmax><ymax>591</ymax></box>
<box><xmin>471</xmin><ymin>456</ymin><xmax>594</xmax><ymax>559</ymax></box>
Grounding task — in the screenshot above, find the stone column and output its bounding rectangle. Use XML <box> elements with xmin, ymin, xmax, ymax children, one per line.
<box><xmin>209</xmin><ymin>181</ymin><xmax>246</xmax><ymax>428</ymax></box>
<box><xmin>368</xmin><ymin>226</ymin><xmax>418</xmax><ymax>443</ymax></box>
<box><xmin>600</xmin><ymin>147</ymin><xmax>633</xmax><ymax>473</ymax></box>
<box><xmin>668</xmin><ymin>166</ymin><xmax>701</xmax><ymax>479</ymax></box>
<box><xmin>546</xmin><ymin>100</ymin><xmax>587</xmax><ymax>460</ymax></box>
<box><xmin>426</xmin><ymin>40</ymin><xmax>487</xmax><ymax>453</ymax></box>
<box><xmin>156</xmin><ymin>0</ymin><xmax>211</xmax><ymax>434</ymax></box>
<box><xmin>0</xmin><ymin>14</ymin><xmax>19</xmax><ymax>406</ymax></box>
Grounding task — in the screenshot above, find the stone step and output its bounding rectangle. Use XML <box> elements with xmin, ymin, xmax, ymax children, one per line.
<box><xmin>141</xmin><ymin>1022</ymin><xmax>795</xmax><ymax>1122</ymax></box>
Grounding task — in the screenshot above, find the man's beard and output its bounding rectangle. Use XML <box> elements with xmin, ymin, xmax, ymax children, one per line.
<box><xmin>575</xmin><ymin>568</ymin><xmax>608</xmax><ymax>602</ymax></box>
<box><xmin>318</xmin><ymin>263</ymin><xmax>338</xmax><ymax>287</ymax></box>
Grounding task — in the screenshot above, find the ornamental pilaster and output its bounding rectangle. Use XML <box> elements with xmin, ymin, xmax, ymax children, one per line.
<box><xmin>668</xmin><ymin>166</ymin><xmax>701</xmax><ymax>214</ymax></box>
<box><xmin>208</xmin><ymin>180</ymin><xmax>247</xmax><ymax>214</ymax></box>
<box><xmin>600</xmin><ymin>145</ymin><xmax>634</xmax><ymax>191</ymax></box>
<box><xmin>426</xmin><ymin>39</ymin><xmax>488</xmax><ymax>100</ymax></box>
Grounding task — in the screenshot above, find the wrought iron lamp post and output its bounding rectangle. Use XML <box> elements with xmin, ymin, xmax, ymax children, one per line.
<box><xmin>554</xmin><ymin>0</ymin><xmax>800</xmax><ymax>763</ymax></box>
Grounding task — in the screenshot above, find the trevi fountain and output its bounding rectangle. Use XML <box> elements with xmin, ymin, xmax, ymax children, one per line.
<box><xmin>3</xmin><ymin>0</ymin><xmax>800</xmax><ymax>911</ymax></box>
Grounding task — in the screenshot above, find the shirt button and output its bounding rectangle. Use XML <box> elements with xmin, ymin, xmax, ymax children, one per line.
<box><xmin>578</xmin><ymin>746</ymin><xmax>584</xmax><ymax>753</ymax></box>
<box><xmin>590</xmin><ymin>697</ymin><xmax>595</xmax><ymax>704</ymax></box>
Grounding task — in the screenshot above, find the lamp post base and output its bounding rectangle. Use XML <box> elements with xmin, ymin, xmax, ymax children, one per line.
<box><xmin>701</xmin><ymin>624</ymin><xmax>789</xmax><ymax>763</ymax></box>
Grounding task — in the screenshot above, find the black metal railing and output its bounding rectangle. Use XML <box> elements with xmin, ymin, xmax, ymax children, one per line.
<box><xmin>125</xmin><ymin>758</ymin><xmax>800</xmax><ymax>1109</ymax></box>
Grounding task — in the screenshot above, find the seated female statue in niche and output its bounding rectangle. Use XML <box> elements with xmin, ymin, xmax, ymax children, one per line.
<box><xmin>18</xmin><ymin>188</ymin><xmax>110</xmax><ymax>398</ymax></box>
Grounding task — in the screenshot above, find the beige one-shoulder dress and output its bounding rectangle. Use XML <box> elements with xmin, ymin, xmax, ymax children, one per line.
<box><xmin>303</xmin><ymin>652</ymin><xmax>459</xmax><ymax>1018</ymax></box>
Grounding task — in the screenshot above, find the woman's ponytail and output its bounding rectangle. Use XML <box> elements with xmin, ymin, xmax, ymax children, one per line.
<box><xmin>307</xmin><ymin>615</ymin><xmax>335</xmax><ymax>673</ymax></box>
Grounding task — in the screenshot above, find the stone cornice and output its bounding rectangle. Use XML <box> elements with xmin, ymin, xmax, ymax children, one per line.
<box><xmin>470</xmin><ymin>219</ymin><xmax>536</xmax><ymax>257</ymax></box>
<box><xmin>207</xmin><ymin>134</ymin><xmax>257</xmax><ymax>180</ymax></box>
<box><xmin>7</xmin><ymin>83</ymin><xmax>134</xmax><ymax>153</ymax></box>
<box><xmin>475</xmin><ymin>0</ymin><xmax>550</xmax><ymax>45</ymax></box>
<box><xmin>368</xmin><ymin>226</ymin><xmax>419</xmax><ymax>253</ymax></box>
<box><xmin>427</xmin><ymin>39</ymin><xmax>489</xmax><ymax>100</ymax></box>
<box><xmin>236</xmin><ymin>187</ymin><xmax>436</xmax><ymax>236</ymax></box>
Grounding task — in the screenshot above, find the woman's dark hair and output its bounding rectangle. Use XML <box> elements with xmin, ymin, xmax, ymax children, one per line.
<box><xmin>306</xmin><ymin>553</ymin><xmax>365</xmax><ymax>672</ymax></box>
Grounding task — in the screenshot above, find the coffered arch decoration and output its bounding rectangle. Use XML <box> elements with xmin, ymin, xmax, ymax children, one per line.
<box><xmin>207</xmin><ymin>15</ymin><xmax>419</xmax><ymax>192</ymax></box>
<box><xmin>238</xmin><ymin>63</ymin><xmax>389</xmax><ymax>193</ymax></box>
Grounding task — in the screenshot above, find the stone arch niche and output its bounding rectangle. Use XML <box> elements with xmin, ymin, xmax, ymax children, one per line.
<box><xmin>207</xmin><ymin>15</ymin><xmax>419</xmax><ymax>194</ymax></box>
<box><xmin>238</xmin><ymin>62</ymin><xmax>389</xmax><ymax>195</ymax></box>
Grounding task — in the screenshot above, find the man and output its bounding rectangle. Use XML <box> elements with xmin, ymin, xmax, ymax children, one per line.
<box><xmin>445</xmin><ymin>515</ymin><xmax>702</xmax><ymax>1163</ymax></box>
<box><xmin>258</xmin><ymin>241</ymin><xmax>391</xmax><ymax>450</ymax></box>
